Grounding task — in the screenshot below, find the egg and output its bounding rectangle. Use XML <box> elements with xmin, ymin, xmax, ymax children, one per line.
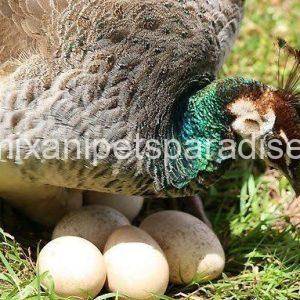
<box><xmin>38</xmin><ymin>236</ymin><xmax>106</xmax><ymax>299</ymax></box>
<box><xmin>140</xmin><ymin>211</ymin><xmax>225</xmax><ymax>284</ymax></box>
<box><xmin>52</xmin><ymin>205</ymin><xmax>130</xmax><ymax>251</ymax></box>
<box><xmin>104</xmin><ymin>225</ymin><xmax>169</xmax><ymax>299</ymax></box>
<box><xmin>85</xmin><ymin>192</ymin><xmax>144</xmax><ymax>221</ymax></box>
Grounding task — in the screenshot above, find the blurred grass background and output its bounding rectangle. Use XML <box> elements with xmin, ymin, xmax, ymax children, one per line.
<box><xmin>0</xmin><ymin>0</ymin><xmax>299</xmax><ymax>299</ymax></box>
<box><xmin>224</xmin><ymin>0</ymin><xmax>300</xmax><ymax>83</ymax></box>
<box><xmin>196</xmin><ymin>0</ymin><xmax>300</xmax><ymax>298</ymax></box>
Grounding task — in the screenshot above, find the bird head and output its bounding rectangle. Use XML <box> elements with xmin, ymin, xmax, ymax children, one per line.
<box><xmin>227</xmin><ymin>39</ymin><xmax>300</xmax><ymax>194</ymax></box>
<box><xmin>140</xmin><ymin>39</ymin><xmax>300</xmax><ymax>197</ymax></box>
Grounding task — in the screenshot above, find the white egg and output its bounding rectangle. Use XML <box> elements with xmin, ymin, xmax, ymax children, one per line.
<box><xmin>104</xmin><ymin>225</ymin><xmax>169</xmax><ymax>299</ymax></box>
<box><xmin>38</xmin><ymin>236</ymin><xmax>106</xmax><ymax>299</ymax></box>
<box><xmin>52</xmin><ymin>205</ymin><xmax>130</xmax><ymax>251</ymax></box>
<box><xmin>85</xmin><ymin>192</ymin><xmax>144</xmax><ymax>221</ymax></box>
<box><xmin>140</xmin><ymin>211</ymin><xmax>225</xmax><ymax>284</ymax></box>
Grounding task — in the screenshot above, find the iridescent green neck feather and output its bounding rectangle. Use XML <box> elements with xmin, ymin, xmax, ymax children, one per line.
<box><xmin>147</xmin><ymin>77</ymin><xmax>266</xmax><ymax>194</ymax></box>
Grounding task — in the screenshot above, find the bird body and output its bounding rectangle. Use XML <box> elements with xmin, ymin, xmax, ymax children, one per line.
<box><xmin>0</xmin><ymin>0</ymin><xmax>299</xmax><ymax>225</ymax></box>
<box><xmin>0</xmin><ymin>1</ymin><xmax>243</xmax><ymax>191</ymax></box>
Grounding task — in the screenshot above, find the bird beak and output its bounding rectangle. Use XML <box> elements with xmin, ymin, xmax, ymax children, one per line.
<box><xmin>286</xmin><ymin>163</ymin><xmax>300</xmax><ymax>197</ymax></box>
<box><xmin>291</xmin><ymin>180</ymin><xmax>300</xmax><ymax>197</ymax></box>
<box><xmin>289</xmin><ymin>167</ymin><xmax>300</xmax><ymax>197</ymax></box>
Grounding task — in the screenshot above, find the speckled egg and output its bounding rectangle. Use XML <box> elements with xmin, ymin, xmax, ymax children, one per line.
<box><xmin>52</xmin><ymin>205</ymin><xmax>130</xmax><ymax>251</ymax></box>
<box><xmin>85</xmin><ymin>192</ymin><xmax>144</xmax><ymax>221</ymax></box>
<box><xmin>140</xmin><ymin>211</ymin><xmax>225</xmax><ymax>284</ymax></box>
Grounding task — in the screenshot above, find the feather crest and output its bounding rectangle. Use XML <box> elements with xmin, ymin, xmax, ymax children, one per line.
<box><xmin>277</xmin><ymin>38</ymin><xmax>300</xmax><ymax>106</ymax></box>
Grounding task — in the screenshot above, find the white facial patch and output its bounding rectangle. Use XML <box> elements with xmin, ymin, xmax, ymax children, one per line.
<box><xmin>229</xmin><ymin>99</ymin><xmax>276</xmax><ymax>139</ymax></box>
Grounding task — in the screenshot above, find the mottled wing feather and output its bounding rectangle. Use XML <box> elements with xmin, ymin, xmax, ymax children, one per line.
<box><xmin>192</xmin><ymin>0</ymin><xmax>244</xmax><ymax>68</ymax></box>
<box><xmin>0</xmin><ymin>3</ymin><xmax>26</xmax><ymax>62</ymax></box>
<box><xmin>0</xmin><ymin>0</ymin><xmax>70</xmax><ymax>62</ymax></box>
<box><xmin>0</xmin><ymin>0</ymin><xmax>245</xmax><ymax>195</ymax></box>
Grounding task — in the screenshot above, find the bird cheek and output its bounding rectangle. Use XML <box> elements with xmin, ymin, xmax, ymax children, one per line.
<box><xmin>231</xmin><ymin>117</ymin><xmax>246</xmax><ymax>136</ymax></box>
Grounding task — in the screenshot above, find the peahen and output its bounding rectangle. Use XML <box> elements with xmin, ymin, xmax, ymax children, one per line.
<box><xmin>0</xmin><ymin>0</ymin><xmax>299</xmax><ymax>225</ymax></box>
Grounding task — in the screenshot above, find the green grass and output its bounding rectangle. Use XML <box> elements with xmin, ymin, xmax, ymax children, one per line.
<box><xmin>224</xmin><ymin>0</ymin><xmax>300</xmax><ymax>83</ymax></box>
<box><xmin>191</xmin><ymin>163</ymin><xmax>300</xmax><ymax>300</ymax></box>
<box><xmin>1</xmin><ymin>1</ymin><xmax>300</xmax><ymax>299</ymax></box>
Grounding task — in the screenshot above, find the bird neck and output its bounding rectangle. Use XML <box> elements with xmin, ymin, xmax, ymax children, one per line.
<box><xmin>178</xmin><ymin>77</ymin><xmax>266</xmax><ymax>144</ymax></box>
<box><xmin>148</xmin><ymin>77</ymin><xmax>266</xmax><ymax>193</ymax></box>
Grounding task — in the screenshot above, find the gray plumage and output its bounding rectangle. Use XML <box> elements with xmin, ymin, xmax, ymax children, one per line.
<box><xmin>0</xmin><ymin>0</ymin><xmax>244</xmax><ymax>222</ymax></box>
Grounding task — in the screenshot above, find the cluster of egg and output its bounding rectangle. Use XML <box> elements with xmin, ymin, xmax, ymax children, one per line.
<box><xmin>38</xmin><ymin>193</ymin><xmax>225</xmax><ymax>299</ymax></box>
